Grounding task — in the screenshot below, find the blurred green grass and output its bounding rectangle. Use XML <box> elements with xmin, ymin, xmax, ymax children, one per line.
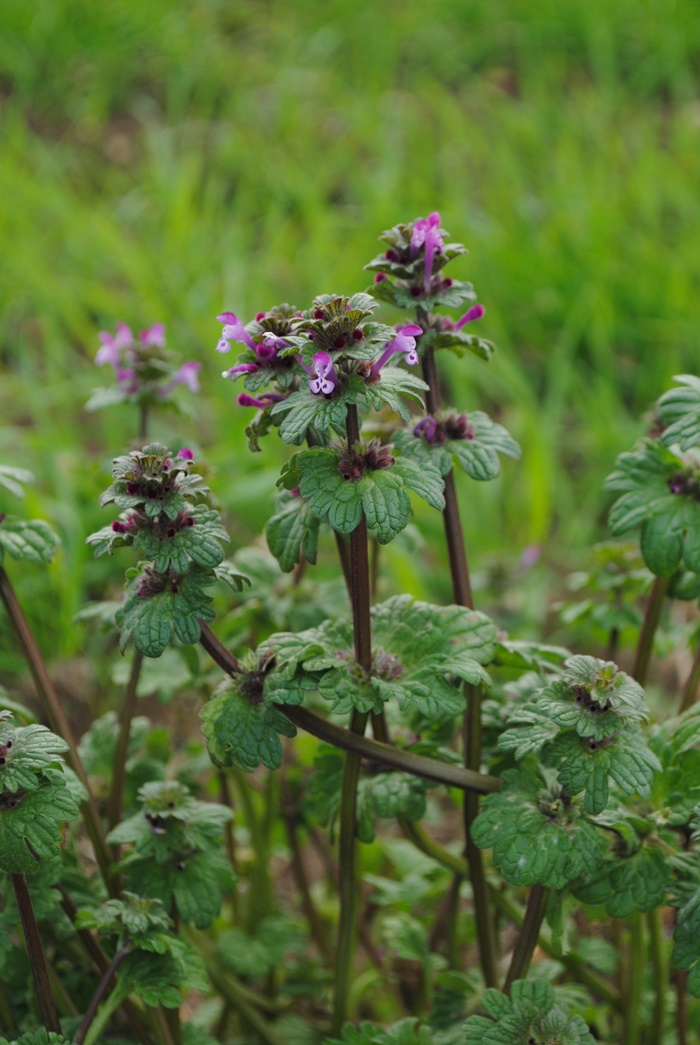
<box><xmin>1</xmin><ymin>0</ymin><xmax>699</xmax><ymax>660</ymax></box>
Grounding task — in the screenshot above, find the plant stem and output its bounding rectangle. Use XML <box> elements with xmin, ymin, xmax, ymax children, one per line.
<box><xmin>647</xmin><ymin>907</ymin><xmax>667</xmax><ymax>1044</ymax></box>
<box><xmin>676</xmin><ymin>968</ymin><xmax>688</xmax><ymax>1045</ymax></box>
<box><xmin>282</xmin><ymin>705</ymin><xmax>500</xmax><ymax>794</ymax></box>
<box><xmin>203</xmin><ymin>959</ymin><xmax>287</xmax><ymax>1045</ymax></box>
<box><xmin>421</xmin><ymin>344</ymin><xmax>497</xmax><ymax>986</ymax></box>
<box><xmin>631</xmin><ymin>575</ymin><xmax>669</xmax><ymax>686</ymax></box>
<box><xmin>75</xmin><ymin>945</ymin><xmax>129</xmax><ymax>1045</ymax></box>
<box><xmin>333</xmin><ymin>403</ymin><xmax>373</xmax><ymax>1034</ymax></box>
<box><xmin>503</xmin><ymin>884</ymin><xmax>549</xmax><ymax>994</ymax></box>
<box><xmin>57</xmin><ymin>883</ymin><xmax>154</xmax><ymax>1045</ymax></box>
<box><xmin>401</xmin><ymin>820</ymin><xmax>619</xmax><ymax>1006</ymax></box>
<box><xmin>11</xmin><ymin>872</ymin><xmax>61</xmax><ymax>1032</ymax></box>
<box><xmin>82</xmin><ymin>986</ymin><xmax>125</xmax><ymax>1045</ymax></box>
<box><xmin>281</xmin><ymin>777</ymin><xmax>333</xmax><ymax>963</ymax></box>
<box><xmin>679</xmin><ymin>640</ymin><xmax>700</xmax><ymax>713</ymax></box>
<box><xmin>109</xmin><ymin>651</ymin><xmax>144</xmax><ymax>830</ymax></box>
<box><xmin>198</xmin><ymin>625</ymin><xmax>501</xmax><ymax>793</ymax></box>
<box><xmin>623</xmin><ymin>915</ymin><xmax>644</xmax><ymax>1045</ymax></box>
<box><xmin>0</xmin><ymin>567</ymin><xmax>114</xmax><ymax>891</ymax></box>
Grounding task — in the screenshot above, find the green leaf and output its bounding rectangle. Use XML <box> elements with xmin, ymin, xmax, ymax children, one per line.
<box><xmin>201</xmin><ymin>681</ymin><xmax>296</xmax><ymax>772</ymax></box>
<box><xmin>217</xmin><ymin>915</ymin><xmax>305</xmax><ymax>980</ymax></box>
<box><xmin>0</xmin><ymin>518</ymin><xmax>59</xmax><ymax>564</ymax></box>
<box><xmin>465</xmin><ymin>978</ymin><xmax>594</xmax><ymax>1045</ymax></box>
<box><xmin>577</xmin><ymin>848</ymin><xmax>669</xmax><ymax>918</ymax></box>
<box><xmin>133</xmin><ymin>504</ymin><xmax>229</xmax><ymax>573</ymax></box>
<box><xmin>265</xmin><ymin>492</ymin><xmax>321</xmax><ymax>572</ymax></box>
<box><xmin>324</xmin><ymin>1018</ymin><xmax>435</xmax><ymax>1044</ymax></box>
<box><xmin>116</xmin><ymin>563</ymin><xmax>217</xmax><ymax>657</ymax></box>
<box><xmin>0</xmin><ymin>721</ymin><xmax>69</xmax><ymax>793</ymax></box>
<box><xmin>0</xmin><ymin>465</ymin><xmax>35</xmax><ymax>499</ymax></box>
<box><xmin>120</xmin><ymin>935</ymin><xmax>207</xmax><ymax>1008</ymax></box>
<box><xmin>0</xmin><ymin>771</ymin><xmax>79</xmax><ymax>873</ymax></box>
<box><xmin>658</xmin><ymin>375</ymin><xmax>700</xmax><ymax>450</ymax></box>
<box><xmin>396</xmin><ymin>412</ymin><xmax>520</xmax><ymax>481</ymax></box>
<box><xmin>271</xmin><ymin>388</ymin><xmax>357</xmax><ymax>445</ymax></box>
<box><xmin>606</xmin><ymin>439</ymin><xmax>700</xmax><ymax>576</ymax></box>
<box><xmin>471</xmin><ymin>769</ymin><xmax>604</xmax><ymax>889</ymax></box>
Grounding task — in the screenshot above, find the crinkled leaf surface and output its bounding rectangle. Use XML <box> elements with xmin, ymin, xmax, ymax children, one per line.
<box><xmin>116</xmin><ymin>563</ymin><xmax>216</xmax><ymax>656</ymax></box>
<box><xmin>0</xmin><ymin>465</ymin><xmax>35</xmax><ymax>499</ymax></box>
<box><xmin>324</xmin><ymin>1017</ymin><xmax>435</xmax><ymax>1045</ymax></box>
<box><xmin>201</xmin><ymin>681</ymin><xmax>296</xmax><ymax>772</ymax></box>
<box><xmin>575</xmin><ymin>847</ymin><xmax>668</xmax><ymax>918</ymax></box>
<box><xmin>265</xmin><ymin>491</ymin><xmax>321</xmax><ymax>572</ymax></box>
<box><xmin>134</xmin><ymin>504</ymin><xmax>229</xmax><ymax>573</ymax></box>
<box><xmin>0</xmin><ymin>721</ymin><xmax>68</xmax><ymax>793</ymax></box>
<box><xmin>0</xmin><ymin>771</ymin><xmax>79</xmax><ymax>873</ymax></box>
<box><xmin>465</xmin><ymin>979</ymin><xmax>594</xmax><ymax>1045</ymax></box>
<box><xmin>658</xmin><ymin>375</ymin><xmax>700</xmax><ymax>450</ymax></box>
<box><xmin>280</xmin><ymin>448</ymin><xmax>444</xmax><ymax>544</ymax></box>
<box><xmin>395</xmin><ymin>412</ymin><xmax>520</xmax><ymax>481</ymax></box>
<box><xmin>606</xmin><ymin>440</ymin><xmax>700</xmax><ymax>575</ymax></box>
<box><xmin>0</xmin><ymin>518</ymin><xmax>59</xmax><ymax>565</ymax></box>
<box><xmin>471</xmin><ymin>769</ymin><xmax>604</xmax><ymax>889</ymax></box>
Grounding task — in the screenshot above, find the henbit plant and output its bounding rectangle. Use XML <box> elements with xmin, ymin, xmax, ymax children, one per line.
<box><xmin>2</xmin><ymin>215</ymin><xmax>700</xmax><ymax>1045</ymax></box>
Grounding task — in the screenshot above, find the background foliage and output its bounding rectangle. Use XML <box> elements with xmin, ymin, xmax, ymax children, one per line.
<box><xmin>0</xmin><ymin>0</ymin><xmax>698</xmax><ymax>655</ymax></box>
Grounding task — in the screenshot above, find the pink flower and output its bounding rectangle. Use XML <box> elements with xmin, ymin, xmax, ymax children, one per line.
<box><xmin>216</xmin><ymin>312</ymin><xmax>256</xmax><ymax>353</ymax></box>
<box><xmin>370</xmin><ymin>325</ymin><xmax>423</xmax><ymax>376</ymax></box>
<box><xmin>455</xmin><ymin>305</ymin><xmax>485</xmax><ymax>329</ymax></box>
<box><xmin>177</xmin><ymin>448</ymin><xmax>195</xmax><ymax>461</ymax></box>
<box><xmin>308</xmin><ymin>352</ymin><xmax>338</xmax><ymax>396</ymax></box>
<box><xmin>139</xmin><ymin>323</ymin><xmax>166</xmax><ymax>347</ymax></box>
<box><xmin>96</xmin><ymin>323</ymin><xmax>134</xmax><ymax>368</ymax></box>
<box><xmin>237</xmin><ymin>392</ymin><xmax>286</xmax><ymax>409</ymax></box>
<box><xmin>222</xmin><ymin>363</ymin><xmax>259</xmax><ymax>380</ymax></box>
<box><xmin>410</xmin><ymin>212</ymin><xmax>444</xmax><ymax>290</ymax></box>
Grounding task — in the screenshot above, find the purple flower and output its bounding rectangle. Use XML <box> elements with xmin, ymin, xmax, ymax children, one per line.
<box><xmin>455</xmin><ymin>305</ymin><xmax>485</xmax><ymax>329</ymax></box>
<box><xmin>216</xmin><ymin>312</ymin><xmax>256</xmax><ymax>353</ymax></box>
<box><xmin>139</xmin><ymin>323</ymin><xmax>166</xmax><ymax>347</ymax></box>
<box><xmin>222</xmin><ymin>363</ymin><xmax>259</xmax><ymax>380</ymax></box>
<box><xmin>177</xmin><ymin>448</ymin><xmax>195</xmax><ymax>461</ymax></box>
<box><xmin>117</xmin><ymin>368</ymin><xmax>139</xmax><ymax>394</ymax></box>
<box><xmin>370</xmin><ymin>325</ymin><xmax>423</xmax><ymax>376</ymax></box>
<box><xmin>258</xmin><ymin>332</ymin><xmax>288</xmax><ymax>359</ymax></box>
<box><xmin>308</xmin><ymin>352</ymin><xmax>338</xmax><ymax>396</ymax></box>
<box><xmin>96</xmin><ymin>322</ymin><xmax>134</xmax><ymax>368</ymax></box>
<box><xmin>413</xmin><ymin>417</ymin><xmax>437</xmax><ymax>443</ymax></box>
<box><xmin>410</xmin><ymin>212</ymin><xmax>444</xmax><ymax>289</ymax></box>
<box><xmin>237</xmin><ymin>392</ymin><xmax>286</xmax><ymax>409</ymax></box>
<box><xmin>166</xmin><ymin>359</ymin><xmax>204</xmax><ymax>392</ymax></box>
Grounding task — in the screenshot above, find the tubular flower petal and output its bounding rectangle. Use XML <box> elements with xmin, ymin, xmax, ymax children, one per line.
<box><xmin>139</xmin><ymin>323</ymin><xmax>166</xmax><ymax>347</ymax></box>
<box><xmin>237</xmin><ymin>392</ymin><xmax>286</xmax><ymax>409</ymax></box>
<box><xmin>455</xmin><ymin>304</ymin><xmax>485</xmax><ymax>329</ymax></box>
<box><xmin>222</xmin><ymin>363</ymin><xmax>259</xmax><ymax>379</ymax></box>
<box><xmin>216</xmin><ymin>312</ymin><xmax>256</xmax><ymax>353</ymax></box>
<box><xmin>96</xmin><ymin>322</ymin><xmax>135</xmax><ymax>367</ymax></box>
<box><xmin>256</xmin><ymin>332</ymin><xmax>287</xmax><ymax>361</ymax></box>
<box><xmin>370</xmin><ymin>325</ymin><xmax>423</xmax><ymax>376</ymax></box>
<box><xmin>308</xmin><ymin>352</ymin><xmax>338</xmax><ymax>396</ymax></box>
<box><xmin>410</xmin><ymin>212</ymin><xmax>444</xmax><ymax>288</ymax></box>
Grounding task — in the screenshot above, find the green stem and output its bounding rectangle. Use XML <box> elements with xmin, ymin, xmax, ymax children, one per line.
<box><xmin>647</xmin><ymin>907</ymin><xmax>667</xmax><ymax>1044</ymax></box>
<box><xmin>232</xmin><ymin>766</ymin><xmax>272</xmax><ymax>928</ymax></box>
<box><xmin>82</xmin><ymin>986</ymin><xmax>125</xmax><ymax>1045</ymax></box>
<box><xmin>401</xmin><ymin>821</ymin><xmax>619</xmax><ymax>1006</ymax></box>
<box><xmin>0</xmin><ymin>567</ymin><xmax>114</xmax><ymax>892</ymax></box>
<box><xmin>675</xmin><ymin>967</ymin><xmax>688</xmax><ymax>1045</ymax></box>
<box><xmin>623</xmin><ymin>915</ymin><xmax>644</xmax><ymax>1045</ymax></box>
<box><xmin>75</xmin><ymin>945</ymin><xmax>129</xmax><ymax>1045</ymax></box>
<box><xmin>632</xmin><ymin>575</ymin><xmax>669</xmax><ymax>686</ymax></box>
<box><xmin>504</xmin><ymin>884</ymin><xmax>549</xmax><ymax>994</ymax></box>
<box><xmin>333</xmin><ymin>403</ymin><xmax>373</xmax><ymax>1034</ymax></box>
<box><xmin>281</xmin><ymin>776</ymin><xmax>333</xmax><ymax>963</ymax></box>
<box><xmin>57</xmin><ymin>883</ymin><xmax>155</xmax><ymax>1045</ymax></box>
<box><xmin>204</xmin><ymin>960</ymin><xmax>287</xmax><ymax>1045</ymax></box>
<box><xmin>11</xmin><ymin>873</ymin><xmax>60</xmax><ymax>1032</ymax></box>
<box><xmin>679</xmin><ymin>640</ymin><xmax>700</xmax><ymax>714</ymax></box>
<box><xmin>0</xmin><ymin>984</ymin><xmax>13</xmax><ymax>1031</ymax></box>
<box><xmin>109</xmin><ymin>651</ymin><xmax>144</xmax><ymax>830</ymax></box>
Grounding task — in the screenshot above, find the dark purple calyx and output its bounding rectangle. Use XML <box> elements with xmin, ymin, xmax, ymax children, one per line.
<box><xmin>668</xmin><ymin>471</ymin><xmax>700</xmax><ymax>499</ymax></box>
<box><xmin>240</xmin><ymin>673</ymin><xmax>265</xmax><ymax>706</ymax></box>
<box><xmin>414</xmin><ymin>411</ymin><xmax>475</xmax><ymax>444</ymax></box>
<box><xmin>372</xmin><ymin>650</ymin><xmax>404</xmax><ymax>681</ymax></box>
<box><xmin>0</xmin><ymin>738</ymin><xmax>14</xmax><ymax>766</ymax></box>
<box><xmin>573</xmin><ymin>685</ymin><xmax>611</xmax><ymax>714</ymax></box>
<box><xmin>136</xmin><ymin>567</ymin><xmax>177</xmax><ymax>599</ymax></box>
<box><xmin>144</xmin><ymin>812</ymin><xmax>168</xmax><ymax>835</ymax></box>
<box><xmin>339</xmin><ymin>439</ymin><xmax>395</xmax><ymax>481</ymax></box>
<box><xmin>0</xmin><ymin>787</ymin><xmax>24</xmax><ymax>811</ymax></box>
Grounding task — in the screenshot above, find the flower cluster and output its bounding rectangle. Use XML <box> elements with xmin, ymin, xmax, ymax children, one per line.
<box><xmin>91</xmin><ymin>322</ymin><xmax>201</xmax><ymax>408</ymax></box>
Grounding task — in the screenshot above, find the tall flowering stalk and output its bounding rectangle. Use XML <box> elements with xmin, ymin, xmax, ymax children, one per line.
<box><xmin>366</xmin><ymin>213</ymin><xmax>520</xmax><ymax>986</ymax></box>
